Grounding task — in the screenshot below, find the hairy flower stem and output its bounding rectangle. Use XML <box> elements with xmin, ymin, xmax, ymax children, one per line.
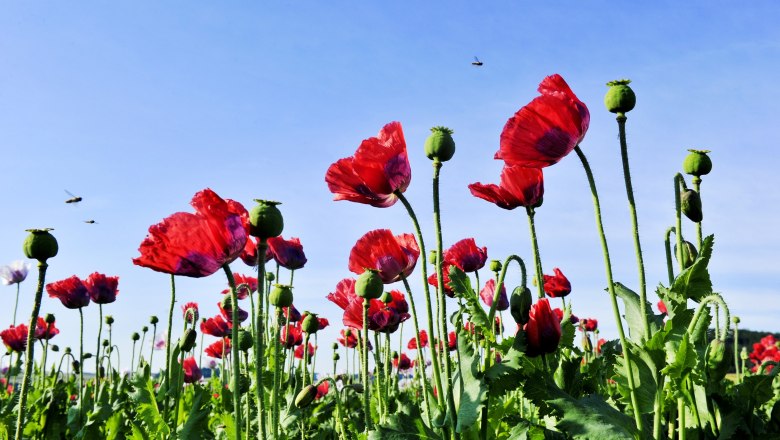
<box><xmin>664</xmin><ymin>227</ymin><xmax>677</xmax><ymax>285</ymax></box>
<box><xmin>273</xmin><ymin>308</ymin><xmax>283</xmax><ymax>440</ymax></box>
<box><xmin>255</xmin><ymin>239</ymin><xmax>268</xmax><ymax>440</ymax></box>
<box><xmin>432</xmin><ymin>160</ymin><xmax>459</xmax><ymax>436</ymax></box>
<box><xmin>733</xmin><ymin>319</ymin><xmax>741</xmax><ymax>383</ymax></box>
<box><xmin>362</xmin><ymin>299</ymin><xmax>371</xmax><ymax>432</ymax></box>
<box><xmin>687</xmin><ymin>294</ymin><xmax>730</xmax><ymax>342</ymax></box>
<box><xmin>678</xmin><ymin>397</ymin><xmax>686</xmax><ymax>440</ymax></box>
<box><xmin>396</xmin><ymin>192</ymin><xmax>446</xmax><ymax>410</ymax></box>
<box><xmin>525</xmin><ymin>208</ymin><xmax>546</xmax><ymax>300</ymax></box>
<box><xmin>674</xmin><ymin>174</ymin><xmax>687</xmax><ymax>273</ymax></box>
<box><xmin>693</xmin><ymin>177</ymin><xmax>703</xmax><ymax>250</ymax></box>
<box><xmin>78</xmin><ymin>307</ymin><xmax>85</xmax><ymax>423</ymax></box>
<box><xmin>14</xmin><ymin>262</ymin><xmax>48</xmax><ymax>440</ymax></box>
<box><xmin>131</xmin><ymin>341</ymin><xmax>137</xmax><ymax>377</ymax></box>
<box><xmin>13</xmin><ymin>284</ymin><xmax>20</xmax><ymax>326</ymax></box>
<box><xmin>574</xmin><ymin>146</ymin><xmax>643</xmax><ymax>431</ymax></box>
<box><xmin>653</xmin><ymin>374</ymin><xmax>665</xmax><ymax>440</ymax></box>
<box><xmin>617</xmin><ymin>115</ymin><xmax>651</xmax><ymax>339</ymax></box>
<box><xmin>96</xmin><ymin>305</ymin><xmax>103</xmax><ymax>390</ymax></box>
<box><xmin>149</xmin><ymin>322</ymin><xmax>157</xmax><ymax>374</ymax></box>
<box><xmin>163</xmin><ymin>274</ymin><xmax>176</xmax><ymax>426</ymax></box>
<box><xmin>223</xmin><ymin>264</ymin><xmax>243</xmax><ymax>440</ymax></box>
<box><xmin>401</xmin><ymin>276</ymin><xmax>433</xmax><ymax>424</ymax></box>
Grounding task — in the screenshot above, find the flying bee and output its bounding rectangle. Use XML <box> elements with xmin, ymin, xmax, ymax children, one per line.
<box><xmin>84</xmin><ymin>220</ymin><xmax>97</xmax><ymax>224</ymax></box>
<box><xmin>65</xmin><ymin>190</ymin><xmax>82</xmax><ymax>204</ymax></box>
<box><xmin>471</xmin><ymin>56</ymin><xmax>483</xmax><ymax>66</ymax></box>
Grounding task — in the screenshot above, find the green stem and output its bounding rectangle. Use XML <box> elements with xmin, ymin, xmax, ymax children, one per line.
<box><xmin>678</xmin><ymin>397</ymin><xmax>686</xmax><ymax>440</ymax></box>
<box><xmin>674</xmin><ymin>174</ymin><xmax>687</xmax><ymax>273</ymax></box>
<box><xmin>96</xmin><ymin>305</ymin><xmax>103</xmax><ymax>391</ymax></box>
<box><xmin>12</xmin><ymin>283</ymin><xmax>20</xmax><ymax>326</ymax></box>
<box><xmin>653</xmin><ymin>374</ymin><xmax>665</xmax><ymax>440</ymax></box>
<box><xmin>395</xmin><ymin>192</ymin><xmax>446</xmax><ymax>410</ymax></box>
<box><xmin>149</xmin><ymin>323</ymin><xmax>157</xmax><ymax>375</ymax></box>
<box><xmin>163</xmin><ymin>274</ymin><xmax>176</xmax><ymax>425</ymax></box>
<box><xmin>273</xmin><ymin>308</ymin><xmax>283</xmax><ymax>440</ymax></box>
<box><xmin>664</xmin><ymin>227</ymin><xmax>676</xmax><ymax>285</ymax></box>
<box><xmin>525</xmin><ymin>208</ymin><xmax>546</xmax><ymax>300</ymax></box>
<box><xmin>686</xmin><ymin>293</ymin><xmax>730</xmax><ymax>342</ymax></box>
<box><xmin>575</xmin><ymin>146</ymin><xmax>643</xmax><ymax>431</ymax></box>
<box><xmin>255</xmin><ymin>239</ymin><xmax>268</xmax><ymax>440</ymax></box>
<box><xmin>362</xmin><ymin>299</ymin><xmax>371</xmax><ymax>432</ymax></box>
<box><xmin>432</xmin><ymin>160</ymin><xmax>458</xmax><ymax>436</ymax></box>
<box><xmin>733</xmin><ymin>320</ymin><xmax>740</xmax><ymax>383</ymax></box>
<box><xmin>14</xmin><ymin>262</ymin><xmax>48</xmax><ymax>440</ymax></box>
<box><xmin>617</xmin><ymin>115</ymin><xmax>651</xmax><ymax>339</ymax></box>
<box><xmin>693</xmin><ymin>177</ymin><xmax>703</xmax><ymax>250</ymax></box>
<box><xmin>401</xmin><ymin>276</ymin><xmax>433</xmax><ymax>425</ymax></box>
<box><xmin>79</xmin><ymin>307</ymin><xmax>85</xmax><ymax>422</ymax></box>
<box><xmin>131</xmin><ymin>341</ymin><xmax>137</xmax><ymax>376</ymax></box>
<box><xmin>372</xmin><ymin>332</ymin><xmax>383</xmax><ymax>423</ymax></box>
<box><xmin>223</xmin><ymin>264</ymin><xmax>243</xmax><ymax>440</ymax></box>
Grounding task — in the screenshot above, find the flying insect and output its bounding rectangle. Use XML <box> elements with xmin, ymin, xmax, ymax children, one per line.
<box><xmin>65</xmin><ymin>190</ymin><xmax>82</xmax><ymax>204</ymax></box>
<box><xmin>84</xmin><ymin>220</ymin><xmax>97</xmax><ymax>224</ymax></box>
<box><xmin>471</xmin><ymin>56</ymin><xmax>483</xmax><ymax>66</ymax></box>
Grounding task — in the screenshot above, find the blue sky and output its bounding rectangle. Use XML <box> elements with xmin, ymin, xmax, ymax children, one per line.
<box><xmin>1</xmin><ymin>2</ymin><xmax>779</xmax><ymax>373</ymax></box>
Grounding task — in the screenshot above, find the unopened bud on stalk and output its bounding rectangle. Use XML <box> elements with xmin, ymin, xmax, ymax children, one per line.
<box><xmin>674</xmin><ymin>241</ymin><xmax>698</xmax><ymax>269</ymax></box>
<box><xmin>22</xmin><ymin>228</ymin><xmax>58</xmax><ymax>262</ymax></box>
<box><xmin>178</xmin><ymin>329</ymin><xmax>197</xmax><ymax>352</ymax></box>
<box><xmin>82</xmin><ymin>353</ymin><xmax>92</xmax><ymax>360</ymax></box>
<box><xmin>332</xmin><ymin>342</ymin><xmax>339</xmax><ymax>350</ymax></box>
<box><xmin>269</xmin><ymin>284</ymin><xmax>294</xmax><ymax>307</ymax></box>
<box><xmin>333</xmin><ymin>353</ymin><xmax>340</xmax><ymax>361</ymax></box>
<box><xmin>265</xmin><ymin>272</ymin><xmax>275</xmax><ymax>282</ymax></box>
<box><xmin>102</xmin><ymin>339</ymin><xmax>109</xmax><ymax>348</ymax></box>
<box><xmin>51</xmin><ymin>345</ymin><xmax>59</xmax><ymax>352</ymax></box>
<box><xmin>355</xmin><ymin>269</ymin><xmax>383</xmax><ymax>299</ymax></box>
<box><xmin>681</xmin><ymin>189</ymin><xmax>703</xmax><ymax>223</ymax></box>
<box><xmin>604</xmin><ymin>79</ymin><xmax>636</xmax><ymax>114</ymax></box>
<box><xmin>149</xmin><ymin>316</ymin><xmax>159</xmax><ymax>325</ymax></box>
<box><xmin>72</xmin><ymin>361</ymin><xmax>80</xmax><ymax>374</ymax></box>
<box><xmin>351</xmin><ymin>383</ymin><xmax>364</xmax><ymax>393</ymax></box>
<box><xmin>105</xmin><ymin>316</ymin><xmax>114</xmax><ymax>325</ymax></box>
<box><xmin>301</xmin><ymin>312</ymin><xmax>320</xmax><ymax>334</ymax></box>
<box><xmin>489</xmin><ymin>260</ymin><xmax>502</xmax><ymax>273</ymax></box>
<box><xmin>142</xmin><ymin>326</ymin><xmax>148</xmax><ymax>333</ymax></box>
<box><xmin>249</xmin><ymin>200</ymin><xmax>284</xmax><ymax>239</ymax></box>
<box><xmin>238</xmin><ymin>330</ymin><xmax>253</xmax><ymax>352</ymax></box>
<box><xmin>379</xmin><ymin>291</ymin><xmax>392</xmax><ymax>304</ymax></box>
<box><xmin>510</xmin><ymin>287</ymin><xmax>533</xmax><ymax>325</ymax></box>
<box><xmin>65</xmin><ymin>347</ymin><xmax>71</xmax><ymax>354</ymax></box>
<box><xmin>45</xmin><ymin>314</ymin><xmax>56</xmax><ymax>324</ymax></box>
<box><xmin>682</xmin><ymin>149</ymin><xmax>712</xmax><ymax>177</ymax></box>
<box><xmin>732</xmin><ymin>316</ymin><xmax>741</xmax><ymax>325</ymax></box>
<box><xmin>131</xmin><ymin>332</ymin><xmax>140</xmax><ymax>342</ymax></box>
<box><xmin>295</xmin><ymin>385</ymin><xmax>318</xmax><ymax>408</ymax></box>
<box><xmin>424</xmin><ymin>126</ymin><xmax>456</xmax><ymax>162</ymax></box>
<box><xmin>428</xmin><ymin>251</ymin><xmax>439</xmax><ymax>264</ymax></box>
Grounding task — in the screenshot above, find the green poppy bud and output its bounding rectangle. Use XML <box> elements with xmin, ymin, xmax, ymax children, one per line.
<box><xmin>333</xmin><ymin>353</ymin><xmax>340</xmax><ymax>361</ymax></box>
<box><xmin>682</xmin><ymin>149</ymin><xmax>712</xmax><ymax>177</ymax></box>
<box><xmin>705</xmin><ymin>339</ymin><xmax>728</xmax><ymax>383</ymax></box>
<box><xmin>489</xmin><ymin>260</ymin><xmax>502</xmax><ymax>273</ymax></box>
<box><xmin>45</xmin><ymin>313</ymin><xmax>56</xmax><ymax>324</ymax></box>
<box><xmin>295</xmin><ymin>384</ymin><xmax>318</xmax><ymax>408</ymax></box>
<box><xmin>23</xmin><ymin>228</ymin><xmax>58</xmax><ymax>262</ymax></box>
<box><xmin>102</xmin><ymin>339</ymin><xmax>109</xmax><ymax>348</ymax></box>
<box><xmin>72</xmin><ymin>360</ymin><xmax>80</xmax><ymax>374</ymax></box>
<box><xmin>332</xmin><ymin>342</ymin><xmax>339</xmax><ymax>350</ymax></box>
<box><xmin>379</xmin><ymin>291</ymin><xmax>393</xmax><ymax>304</ymax></box>
<box><xmin>681</xmin><ymin>189</ymin><xmax>703</xmax><ymax>223</ymax></box>
<box><xmin>265</xmin><ymin>272</ymin><xmax>275</xmax><ymax>282</ymax></box>
<box><xmin>604</xmin><ymin>79</ymin><xmax>636</xmax><ymax>114</ymax></box>
<box><xmin>732</xmin><ymin>316</ymin><xmax>740</xmax><ymax>325</ymax></box>
<box><xmin>301</xmin><ymin>312</ymin><xmax>320</xmax><ymax>334</ymax></box>
<box><xmin>269</xmin><ymin>284</ymin><xmax>294</xmax><ymax>307</ymax></box>
<box><xmin>105</xmin><ymin>315</ymin><xmax>114</xmax><ymax>325</ymax></box>
<box><xmin>178</xmin><ymin>328</ymin><xmax>197</xmax><ymax>352</ymax></box>
<box><xmin>344</xmin><ymin>328</ymin><xmax>352</xmax><ymax>337</ymax></box>
<box><xmin>350</xmin><ymin>383</ymin><xmax>364</xmax><ymax>393</ymax></box>
<box><xmin>238</xmin><ymin>330</ymin><xmax>253</xmax><ymax>352</ymax></box>
<box><xmin>249</xmin><ymin>200</ymin><xmax>284</xmax><ymax>239</ymax></box>
<box><xmin>510</xmin><ymin>287</ymin><xmax>533</xmax><ymax>325</ymax></box>
<box><xmin>142</xmin><ymin>326</ymin><xmax>148</xmax><ymax>333</ymax></box>
<box><xmin>150</xmin><ymin>316</ymin><xmax>159</xmax><ymax>325</ymax></box>
<box><xmin>355</xmin><ymin>269</ymin><xmax>383</xmax><ymax>299</ymax></box>
<box><xmin>82</xmin><ymin>353</ymin><xmax>93</xmax><ymax>360</ymax></box>
<box><xmin>741</xmin><ymin>347</ymin><xmax>748</xmax><ymax>360</ymax></box>
<box><xmin>674</xmin><ymin>241</ymin><xmax>698</xmax><ymax>269</ymax></box>
<box><xmin>131</xmin><ymin>332</ymin><xmax>140</xmax><ymax>342</ymax></box>
<box><xmin>424</xmin><ymin>126</ymin><xmax>456</xmax><ymax>162</ymax></box>
<box><xmin>64</xmin><ymin>347</ymin><xmax>71</xmax><ymax>354</ymax></box>
<box><xmin>51</xmin><ymin>345</ymin><xmax>59</xmax><ymax>352</ymax></box>
<box><xmin>428</xmin><ymin>250</ymin><xmax>439</xmax><ymax>264</ymax></box>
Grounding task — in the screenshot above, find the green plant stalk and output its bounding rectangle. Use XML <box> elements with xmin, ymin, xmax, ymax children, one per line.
<box><xmin>693</xmin><ymin>177</ymin><xmax>703</xmax><ymax>250</ymax></box>
<box><xmin>131</xmin><ymin>340</ymin><xmax>137</xmax><ymax>377</ymax></box>
<box><xmin>396</xmin><ymin>192</ymin><xmax>446</xmax><ymax>410</ymax></box>
<box><xmin>362</xmin><ymin>299</ymin><xmax>371</xmax><ymax>432</ymax></box>
<box><xmin>163</xmin><ymin>274</ymin><xmax>176</xmax><ymax>425</ymax></box>
<box><xmin>149</xmin><ymin>322</ymin><xmax>157</xmax><ymax>374</ymax></box>
<box><xmin>617</xmin><ymin>115</ymin><xmax>651</xmax><ymax>339</ymax></box>
<box><xmin>733</xmin><ymin>320</ymin><xmax>740</xmax><ymax>383</ymax></box>
<box><xmin>273</xmin><ymin>307</ymin><xmax>283</xmax><ymax>439</ymax></box>
<box><xmin>12</xmin><ymin>283</ymin><xmax>20</xmax><ymax>326</ymax></box>
<box><xmin>653</xmin><ymin>374</ymin><xmax>665</xmax><ymax>440</ymax></box>
<box><xmin>13</xmin><ymin>262</ymin><xmax>48</xmax><ymax>440</ymax></box>
<box><xmin>255</xmin><ymin>239</ymin><xmax>268</xmax><ymax>440</ymax></box>
<box><xmin>303</xmin><ymin>333</ymin><xmax>311</xmax><ymax>387</ymax></box>
<box><xmin>432</xmin><ymin>160</ymin><xmax>459</xmax><ymax>437</ymax></box>
<box><xmin>664</xmin><ymin>227</ymin><xmax>676</xmax><ymax>285</ymax></box>
<box><xmin>372</xmin><ymin>332</ymin><xmax>383</xmax><ymax>422</ymax></box>
<box><xmin>686</xmin><ymin>293</ymin><xmax>730</xmax><ymax>342</ymax></box>
<box><xmin>678</xmin><ymin>397</ymin><xmax>686</xmax><ymax>440</ymax></box>
<box><xmin>78</xmin><ymin>307</ymin><xmax>85</xmax><ymax>421</ymax></box>
<box><xmin>400</xmin><ymin>276</ymin><xmax>433</xmax><ymax>424</ymax></box>
<box><xmin>384</xmin><ymin>332</ymin><xmax>391</xmax><ymax>421</ymax></box>
<box><xmin>674</xmin><ymin>174</ymin><xmax>687</xmax><ymax>273</ymax></box>
<box><xmin>223</xmin><ymin>264</ymin><xmax>243</xmax><ymax>440</ymax></box>
<box><xmin>575</xmin><ymin>146</ymin><xmax>643</xmax><ymax>431</ymax></box>
<box><xmin>41</xmin><ymin>337</ymin><xmax>50</xmax><ymax>388</ymax></box>
<box><xmin>525</xmin><ymin>208</ymin><xmax>546</xmax><ymax>300</ymax></box>
<box><xmin>714</xmin><ymin>304</ymin><xmax>720</xmax><ymax>340</ymax></box>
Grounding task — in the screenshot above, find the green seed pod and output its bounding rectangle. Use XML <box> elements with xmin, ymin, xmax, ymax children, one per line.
<box><xmin>265</xmin><ymin>272</ymin><xmax>275</xmax><ymax>282</ymax></box>
<box><xmin>301</xmin><ymin>312</ymin><xmax>320</xmax><ymax>334</ymax></box>
<box><xmin>295</xmin><ymin>384</ymin><xmax>318</xmax><ymax>408</ymax></box>
<box><xmin>355</xmin><ymin>269</ymin><xmax>383</xmax><ymax>299</ymax></box>
<box><xmin>131</xmin><ymin>332</ymin><xmax>140</xmax><ymax>342</ymax></box>
<box><xmin>149</xmin><ymin>316</ymin><xmax>159</xmax><ymax>325</ymax></box>
<box><xmin>681</xmin><ymin>189</ymin><xmax>703</xmax><ymax>223</ymax></box>
<box><xmin>424</xmin><ymin>126</ymin><xmax>456</xmax><ymax>162</ymax></box>
<box><xmin>674</xmin><ymin>241</ymin><xmax>698</xmax><ymax>269</ymax></box>
<box><xmin>333</xmin><ymin>352</ymin><xmax>340</xmax><ymax>361</ymax></box>
<box><xmin>105</xmin><ymin>315</ymin><xmax>114</xmax><ymax>325</ymax></box>
<box><xmin>379</xmin><ymin>291</ymin><xmax>393</xmax><ymax>304</ymax></box>
<box><xmin>142</xmin><ymin>326</ymin><xmax>149</xmax><ymax>333</ymax></box>
<box><xmin>331</xmin><ymin>342</ymin><xmax>339</xmax><ymax>350</ymax></box>
<box><xmin>269</xmin><ymin>284</ymin><xmax>294</xmax><ymax>307</ymax></box>
<box><xmin>102</xmin><ymin>339</ymin><xmax>109</xmax><ymax>348</ymax></box>
<box><xmin>238</xmin><ymin>330</ymin><xmax>253</xmax><ymax>352</ymax></box>
<box><xmin>732</xmin><ymin>316</ymin><xmax>741</xmax><ymax>325</ymax></box>
<box><xmin>45</xmin><ymin>313</ymin><xmax>56</xmax><ymax>324</ymax></box>
<box><xmin>682</xmin><ymin>149</ymin><xmax>712</xmax><ymax>177</ymax></box>
<box><xmin>64</xmin><ymin>347</ymin><xmax>71</xmax><ymax>354</ymax></box>
<box><xmin>248</xmin><ymin>200</ymin><xmax>284</xmax><ymax>239</ymax></box>
<box><xmin>428</xmin><ymin>250</ymin><xmax>439</xmax><ymax>264</ymax></box>
<box><xmin>51</xmin><ymin>345</ymin><xmax>59</xmax><ymax>352</ymax></box>
<box><xmin>740</xmin><ymin>347</ymin><xmax>748</xmax><ymax>360</ymax></box>
<box><xmin>489</xmin><ymin>260</ymin><xmax>502</xmax><ymax>273</ymax></box>
<box><xmin>82</xmin><ymin>353</ymin><xmax>93</xmax><ymax>359</ymax></box>
<box><xmin>604</xmin><ymin>79</ymin><xmax>636</xmax><ymax>114</ymax></box>
<box><xmin>178</xmin><ymin>328</ymin><xmax>197</xmax><ymax>352</ymax></box>
<box><xmin>22</xmin><ymin>228</ymin><xmax>58</xmax><ymax>262</ymax></box>
<box><xmin>510</xmin><ymin>287</ymin><xmax>533</xmax><ymax>325</ymax></box>
<box><xmin>705</xmin><ymin>339</ymin><xmax>728</xmax><ymax>383</ymax></box>
<box><xmin>72</xmin><ymin>360</ymin><xmax>80</xmax><ymax>374</ymax></box>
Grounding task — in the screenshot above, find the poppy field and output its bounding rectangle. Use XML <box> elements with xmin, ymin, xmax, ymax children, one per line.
<box><xmin>1</xmin><ymin>74</ymin><xmax>779</xmax><ymax>440</ymax></box>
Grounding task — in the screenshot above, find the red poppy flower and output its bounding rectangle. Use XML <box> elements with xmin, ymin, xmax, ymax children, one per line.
<box><xmin>327</xmin><ymin>279</ymin><xmax>357</xmax><ymax>310</ymax></box>
<box><xmin>182</xmin><ymin>357</ymin><xmax>202</xmax><ymax>383</ymax></box>
<box><xmin>408</xmin><ymin>330</ymin><xmax>429</xmax><ymax>350</ymax></box>
<box><xmin>428</xmin><ymin>263</ymin><xmax>455</xmax><ymax>298</ymax></box>
<box><xmin>552</xmin><ymin>307</ymin><xmax>579</xmax><ymax>325</ymax></box>
<box><xmin>348</xmin><ymin>229</ymin><xmax>419</xmax><ymax>284</ymax></box>
<box><xmin>337</xmin><ymin>328</ymin><xmax>359</xmax><ymax>348</ymax></box>
<box><xmin>267</xmin><ymin>236</ymin><xmax>307</xmax><ymax>270</ymax></box>
<box><xmin>200</xmin><ymin>315</ymin><xmax>231</xmax><ymax>338</ymax></box>
<box><xmin>315</xmin><ymin>381</ymin><xmax>329</xmax><ymax>400</ymax></box>
<box><xmin>222</xmin><ymin>274</ymin><xmax>258</xmax><ymax>300</ymax></box>
<box><xmin>181</xmin><ymin>302</ymin><xmax>199</xmax><ymax>323</ymax></box>
<box><xmin>205</xmin><ymin>338</ymin><xmax>231</xmax><ymax>359</ymax></box>
<box><xmin>1</xmin><ymin>324</ymin><xmax>28</xmax><ymax>353</ymax></box>
<box><xmin>218</xmin><ymin>300</ymin><xmax>248</xmax><ymax>324</ymax></box>
<box><xmin>240</xmin><ymin>238</ymin><xmax>274</xmax><ymax>267</ymax></box>
<box><xmin>282</xmin><ymin>305</ymin><xmax>302</xmax><ymax>323</ymax></box>
<box><xmin>447</xmin><ymin>331</ymin><xmax>457</xmax><ymax>351</ymax></box>
<box><xmin>294</xmin><ymin>342</ymin><xmax>316</xmax><ymax>363</ymax></box>
<box><xmin>495</xmin><ymin>74</ymin><xmax>590</xmax><ymax>168</ymax></box>
<box><xmin>83</xmin><ymin>272</ymin><xmax>119</xmax><ymax>304</ymax></box>
<box><xmin>580</xmin><ymin>318</ymin><xmax>598</xmax><ymax>332</ymax></box>
<box><xmin>393</xmin><ymin>353</ymin><xmax>412</xmax><ymax>371</ymax></box>
<box><xmin>444</xmin><ymin>238</ymin><xmax>488</xmax><ymax>273</ymax></box>
<box><xmin>469</xmin><ymin>165</ymin><xmax>544</xmax><ymax>210</ymax></box>
<box><xmin>133</xmin><ymin>189</ymin><xmax>248</xmax><ymax>278</ymax></box>
<box><xmin>46</xmin><ymin>276</ymin><xmax>90</xmax><ymax>309</ymax></box>
<box><xmin>325</xmin><ymin>121</ymin><xmax>412</xmax><ymax>208</ymax></box>
<box><xmin>280</xmin><ymin>324</ymin><xmax>303</xmax><ymax>349</ymax></box>
<box><xmin>317</xmin><ymin>317</ymin><xmax>330</xmax><ymax>330</ymax></box>
<box><xmin>524</xmin><ymin>299</ymin><xmax>561</xmax><ymax>357</ymax></box>
<box><xmin>34</xmin><ymin>317</ymin><xmax>59</xmax><ymax>341</ymax></box>
<box><xmin>596</xmin><ymin>338</ymin><xmax>607</xmax><ymax>355</ymax></box>
<box><xmin>386</xmin><ymin>290</ymin><xmax>409</xmax><ymax>316</ymax></box>
<box><xmin>479</xmin><ymin>279</ymin><xmax>508</xmax><ymax>311</ymax></box>
<box><xmin>657</xmin><ymin>300</ymin><xmax>667</xmax><ymax>315</ymax></box>
<box><xmin>543</xmin><ymin>268</ymin><xmax>571</xmax><ymax>298</ymax></box>
<box><xmin>342</xmin><ymin>298</ymin><xmax>407</xmax><ymax>334</ymax></box>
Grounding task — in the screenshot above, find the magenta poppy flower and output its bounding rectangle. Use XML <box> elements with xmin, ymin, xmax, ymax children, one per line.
<box><xmin>230</xmin><ymin>274</ymin><xmax>258</xmax><ymax>300</ymax></box>
<box><xmin>200</xmin><ymin>315</ymin><xmax>231</xmax><ymax>338</ymax></box>
<box><xmin>182</xmin><ymin>357</ymin><xmax>202</xmax><ymax>383</ymax></box>
<box><xmin>495</xmin><ymin>74</ymin><xmax>589</xmax><ymax>168</ymax></box>
<box><xmin>280</xmin><ymin>324</ymin><xmax>303</xmax><ymax>349</ymax></box>
<box><xmin>205</xmin><ymin>338</ymin><xmax>231</xmax><ymax>359</ymax></box>
<box><xmin>325</xmin><ymin>121</ymin><xmax>412</xmax><ymax>208</ymax></box>
<box><xmin>337</xmin><ymin>328</ymin><xmax>359</xmax><ymax>348</ymax></box>
<box><xmin>317</xmin><ymin>317</ymin><xmax>330</xmax><ymax>330</ymax></box>
<box><xmin>348</xmin><ymin>229</ymin><xmax>419</xmax><ymax>284</ymax></box>
<box><xmin>46</xmin><ymin>276</ymin><xmax>90</xmax><ymax>309</ymax></box>
<box><xmin>479</xmin><ymin>279</ymin><xmax>508</xmax><ymax>311</ymax></box>
<box><xmin>408</xmin><ymin>330</ymin><xmax>429</xmax><ymax>350</ymax></box>
<box><xmin>469</xmin><ymin>165</ymin><xmax>544</xmax><ymax>210</ymax></box>
<box><xmin>181</xmin><ymin>302</ymin><xmax>199</xmax><ymax>323</ymax></box>
<box><xmin>133</xmin><ymin>189</ymin><xmax>248</xmax><ymax>278</ymax></box>
<box><xmin>34</xmin><ymin>317</ymin><xmax>59</xmax><ymax>341</ymax></box>
<box><xmin>543</xmin><ymin>268</ymin><xmax>571</xmax><ymax>298</ymax></box>
<box><xmin>294</xmin><ymin>342</ymin><xmax>316</xmax><ymax>362</ymax></box>
<box><xmin>444</xmin><ymin>239</ymin><xmax>488</xmax><ymax>273</ymax></box>
<box><xmin>218</xmin><ymin>300</ymin><xmax>248</xmax><ymax>324</ymax></box>
<box><xmin>393</xmin><ymin>353</ymin><xmax>412</xmax><ymax>371</ymax></box>
<box><xmin>524</xmin><ymin>299</ymin><xmax>561</xmax><ymax>357</ymax></box>
<box><xmin>1</xmin><ymin>324</ymin><xmax>28</xmax><ymax>352</ymax></box>
<box><xmin>282</xmin><ymin>305</ymin><xmax>302</xmax><ymax>323</ymax></box>
<box><xmin>83</xmin><ymin>272</ymin><xmax>119</xmax><ymax>304</ymax></box>
<box><xmin>267</xmin><ymin>236</ymin><xmax>307</xmax><ymax>270</ymax></box>
<box><xmin>427</xmin><ymin>262</ymin><xmax>455</xmax><ymax>298</ymax></box>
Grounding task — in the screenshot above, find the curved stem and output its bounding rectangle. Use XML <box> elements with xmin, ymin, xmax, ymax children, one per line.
<box><xmin>395</xmin><ymin>192</ymin><xmax>445</xmax><ymax>409</ymax></box>
<box><xmin>686</xmin><ymin>293</ymin><xmax>730</xmax><ymax>342</ymax></box>
<box><xmin>489</xmin><ymin>255</ymin><xmax>526</xmax><ymax>328</ymax></box>
<box><xmin>617</xmin><ymin>115</ymin><xmax>651</xmax><ymax>339</ymax></box>
<box><xmin>401</xmin><ymin>276</ymin><xmax>432</xmax><ymax>425</ymax></box>
<box><xmin>733</xmin><ymin>320</ymin><xmax>741</xmax><ymax>383</ymax></box>
<box><xmin>525</xmin><ymin>208</ymin><xmax>545</xmax><ymax>300</ymax></box>
<box><xmin>223</xmin><ymin>264</ymin><xmax>242</xmax><ymax>440</ymax></box>
<box><xmin>362</xmin><ymin>299</ymin><xmax>371</xmax><ymax>432</ymax></box>
<box><xmin>255</xmin><ymin>239</ymin><xmax>268</xmax><ymax>440</ymax></box>
<box><xmin>574</xmin><ymin>146</ymin><xmax>643</xmax><ymax>431</ymax></box>
<box><xmin>14</xmin><ymin>262</ymin><xmax>48</xmax><ymax>440</ymax></box>
<box><xmin>664</xmin><ymin>227</ymin><xmax>677</xmax><ymax>285</ymax></box>
<box><xmin>163</xmin><ymin>274</ymin><xmax>176</xmax><ymax>425</ymax></box>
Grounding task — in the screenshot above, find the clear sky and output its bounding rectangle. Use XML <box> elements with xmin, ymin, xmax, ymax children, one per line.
<box><xmin>2</xmin><ymin>2</ymin><xmax>779</xmax><ymax>373</ymax></box>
